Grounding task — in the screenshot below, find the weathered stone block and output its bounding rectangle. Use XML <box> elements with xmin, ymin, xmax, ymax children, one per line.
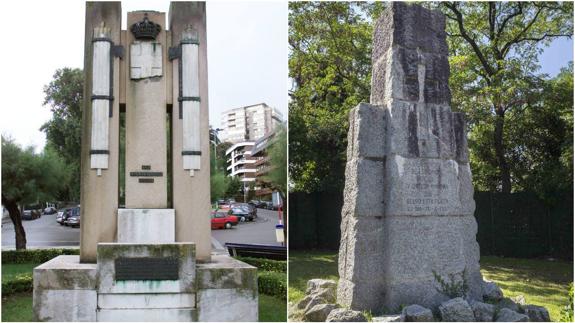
<box><xmin>373</xmin><ymin>314</ymin><xmax>404</xmax><ymax>322</ymax></box>
<box><xmin>523</xmin><ymin>304</ymin><xmax>551</xmax><ymax>322</ymax></box>
<box><xmin>482</xmin><ymin>281</ymin><xmax>503</xmax><ymax>302</ymax></box>
<box><xmin>470</xmin><ymin>301</ymin><xmax>495</xmax><ymax>321</ymax></box>
<box><xmin>401</xmin><ymin>304</ymin><xmax>434</xmax><ymax>322</ymax></box>
<box><xmin>347</xmin><ymin>103</ymin><xmax>386</xmax><ymax>160</ymax></box>
<box><xmin>304</xmin><ymin>303</ymin><xmax>339</xmax><ymax>322</ymax></box>
<box><xmin>306</xmin><ymin>279</ymin><xmax>337</xmax><ymax>296</ymax></box>
<box><xmin>197</xmin><ymin>289</ymin><xmax>258</xmax><ymax>322</ymax></box>
<box><xmin>97</xmin><ymin>308</ymin><xmax>196</xmax><ymax>322</ymax></box>
<box><xmin>98</xmin><ymin>293</ymin><xmax>195</xmax><ymax>309</ymax></box>
<box><xmin>438</xmin><ymin>297</ymin><xmax>475</xmax><ymax>322</ymax></box>
<box><xmin>33</xmin><ymin>255</ymin><xmax>97</xmax><ymax>290</ymax></box>
<box><xmin>384</xmin><ymin>156</ymin><xmax>473</xmax><ymax>216</ymax></box>
<box><xmin>97</xmin><ymin>243</ymin><xmax>196</xmax><ymax>294</ymax></box>
<box><xmin>117</xmin><ymin>208</ymin><xmax>175</xmax><ymax>243</ymax></box>
<box><xmin>385</xmin><ymin>102</ymin><xmax>456</xmax><ymax>159</ymax></box>
<box><xmin>495</xmin><ymin>308</ymin><xmax>529</xmax><ymax>322</ymax></box>
<box><xmin>338</xmin><ymin>216</ymin><xmax>386</xmax><ymax>310</ymax></box>
<box><xmin>326</xmin><ymin>308</ymin><xmax>368</xmax><ymax>322</ymax></box>
<box><xmin>34</xmin><ymin>289</ymin><xmax>97</xmax><ymax>322</ymax></box>
<box><xmin>196</xmin><ymin>254</ymin><xmax>257</xmax><ymax>290</ymax></box>
<box><xmin>33</xmin><ymin>255</ymin><xmax>98</xmax><ymax>322</ymax></box>
<box><xmin>342</xmin><ymin>157</ymin><xmax>385</xmax><ymax>217</ymax></box>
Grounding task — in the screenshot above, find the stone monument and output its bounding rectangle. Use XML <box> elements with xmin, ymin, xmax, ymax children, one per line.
<box><xmin>33</xmin><ymin>2</ymin><xmax>258</xmax><ymax>321</ymax></box>
<box><xmin>337</xmin><ymin>2</ymin><xmax>484</xmax><ymax>312</ymax></box>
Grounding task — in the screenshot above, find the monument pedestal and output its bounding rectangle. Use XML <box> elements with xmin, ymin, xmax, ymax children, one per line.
<box><xmin>33</xmin><ymin>249</ymin><xmax>258</xmax><ymax>322</ymax></box>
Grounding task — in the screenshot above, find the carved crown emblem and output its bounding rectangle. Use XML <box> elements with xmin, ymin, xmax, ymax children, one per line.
<box><xmin>130</xmin><ymin>13</ymin><xmax>161</xmax><ymax>40</ymax></box>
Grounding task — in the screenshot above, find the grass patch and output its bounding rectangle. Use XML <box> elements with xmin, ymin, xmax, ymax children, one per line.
<box><xmin>288</xmin><ymin>251</ymin><xmax>338</xmax><ymax>303</ymax></box>
<box><xmin>289</xmin><ymin>251</ymin><xmax>573</xmax><ymax>321</ymax></box>
<box><xmin>480</xmin><ymin>256</ymin><xmax>573</xmax><ymax>321</ymax></box>
<box><xmin>1</xmin><ymin>293</ymin><xmax>33</xmax><ymax>322</ymax></box>
<box><xmin>259</xmin><ymin>294</ymin><xmax>287</xmax><ymax>322</ymax></box>
<box><xmin>2</xmin><ymin>263</ymin><xmax>38</xmax><ymax>281</ymax></box>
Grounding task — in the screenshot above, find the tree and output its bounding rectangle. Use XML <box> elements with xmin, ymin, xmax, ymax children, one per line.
<box><xmin>2</xmin><ymin>136</ymin><xmax>69</xmax><ymax>249</ymax></box>
<box><xmin>506</xmin><ymin>63</ymin><xmax>573</xmax><ymax>201</ymax></box>
<box><xmin>289</xmin><ymin>2</ymin><xmax>384</xmax><ymax>193</ymax></box>
<box><xmin>264</xmin><ymin>126</ymin><xmax>287</xmax><ymax>198</ymax></box>
<box><xmin>41</xmin><ymin>68</ymin><xmax>84</xmax><ymax>201</ymax></box>
<box><xmin>438</xmin><ymin>1</ymin><xmax>573</xmax><ymax>192</ymax></box>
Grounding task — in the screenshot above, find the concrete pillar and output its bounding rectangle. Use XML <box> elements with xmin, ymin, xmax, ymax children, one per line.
<box><xmin>80</xmin><ymin>2</ymin><xmax>121</xmax><ymax>263</ymax></box>
<box><xmin>124</xmin><ymin>11</ymin><xmax>169</xmax><ymax>208</ymax></box>
<box><xmin>169</xmin><ymin>2</ymin><xmax>211</xmax><ymax>261</ymax></box>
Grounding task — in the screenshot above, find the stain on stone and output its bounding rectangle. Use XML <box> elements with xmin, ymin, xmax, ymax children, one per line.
<box><xmin>408</xmin><ymin>107</ymin><xmax>419</xmax><ymax>157</ymax></box>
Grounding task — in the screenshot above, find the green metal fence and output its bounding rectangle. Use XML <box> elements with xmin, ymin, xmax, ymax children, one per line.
<box><xmin>289</xmin><ymin>191</ymin><xmax>573</xmax><ymax>260</ymax></box>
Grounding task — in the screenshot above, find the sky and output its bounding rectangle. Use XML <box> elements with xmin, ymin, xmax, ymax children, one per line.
<box><xmin>0</xmin><ymin>0</ymin><xmax>288</xmax><ymax>151</ymax></box>
<box><xmin>0</xmin><ymin>1</ymin><xmax>572</xmax><ymax>152</ymax></box>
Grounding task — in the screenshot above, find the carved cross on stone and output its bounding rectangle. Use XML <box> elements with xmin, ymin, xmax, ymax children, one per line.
<box><xmin>130</xmin><ymin>42</ymin><xmax>163</xmax><ymax>79</ymax></box>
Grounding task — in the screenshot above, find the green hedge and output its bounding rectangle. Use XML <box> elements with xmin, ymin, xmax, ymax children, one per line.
<box><xmin>2</xmin><ymin>249</ymin><xmax>79</xmax><ymax>264</ymax></box>
<box><xmin>2</xmin><ymin>274</ymin><xmax>33</xmax><ymax>296</ymax></box>
<box><xmin>258</xmin><ymin>271</ymin><xmax>286</xmax><ymax>300</ymax></box>
<box><xmin>235</xmin><ymin>256</ymin><xmax>286</xmax><ymax>273</ymax></box>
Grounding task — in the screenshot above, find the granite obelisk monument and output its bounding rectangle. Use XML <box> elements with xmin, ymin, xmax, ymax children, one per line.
<box><xmin>33</xmin><ymin>3</ymin><xmax>258</xmax><ymax>321</ymax></box>
<box><xmin>338</xmin><ymin>2</ymin><xmax>484</xmax><ymax>311</ymax></box>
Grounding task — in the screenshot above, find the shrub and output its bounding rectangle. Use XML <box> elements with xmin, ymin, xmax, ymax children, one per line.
<box><xmin>560</xmin><ymin>283</ymin><xmax>574</xmax><ymax>322</ymax></box>
<box><xmin>235</xmin><ymin>256</ymin><xmax>286</xmax><ymax>273</ymax></box>
<box><xmin>2</xmin><ymin>274</ymin><xmax>33</xmax><ymax>295</ymax></box>
<box><xmin>432</xmin><ymin>269</ymin><xmax>469</xmax><ymax>299</ymax></box>
<box><xmin>2</xmin><ymin>249</ymin><xmax>79</xmax><ymax>264</ymax></box>
<box><xmin>258</xmin><ymin>271</ymin><xmax>286</xmax><ymax>300</ymax></box>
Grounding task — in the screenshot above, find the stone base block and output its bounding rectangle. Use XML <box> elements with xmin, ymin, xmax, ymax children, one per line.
<box><xmin>98</xmin><ymin>293</ymin><xmax>195</xmax><ymax>309</ymax></box>
<box><xmin>196</xmin><ymin>254</ymin><xmax>258</xmax><ymax>321</ymax></box>
<box><xmin>97</xmin><ymin>243</ymin><xmax>196</xmax><ymax>294</ymax></box>
<box><xmin>97</xmin><ymin>308</ymin><xmax>196</xmax><ymax>322</ymax></box>
<box><xmin>117</xmin><ymin>208</ymin><xmax>175</xmax><ymax>243</ymax></box>
<box><xmin>33</xmin><ymin>255</ymin><xmax>97</xmax><ymax>322</ymax></box>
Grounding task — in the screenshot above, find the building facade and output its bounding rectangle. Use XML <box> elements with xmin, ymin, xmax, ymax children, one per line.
<box><xmin>225</xmin><ymin>141</ymin><xmax>256</xmax><ymax>183</ymax></box>
<box><xmin>220</xmin><ymin>103</ymin><xmax>283</xmax><ymax>143</ymax></box>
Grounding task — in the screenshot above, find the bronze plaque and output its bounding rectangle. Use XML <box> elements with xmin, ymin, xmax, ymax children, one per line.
<box><xmin>115</xmin><ymin>257</ymin><xmax>179</xmax><ymax>281</ymax></box>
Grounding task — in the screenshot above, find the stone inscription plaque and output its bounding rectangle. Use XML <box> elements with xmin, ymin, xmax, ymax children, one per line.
<box><xmin>115</xmin><ymin>257</ymin><xmax>179</xmax><ymax>281</ymax></box>
<box><xmin>387</xmin><ymin>156</ymin><xmax>461</xmax><ymax>216</ymax></box>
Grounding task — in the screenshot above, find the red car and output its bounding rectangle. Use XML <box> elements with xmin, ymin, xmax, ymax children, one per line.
<box><xmin>211</xmin><ymin>211</ymin><xmax>239</xmax><ymax>229</ymax></box>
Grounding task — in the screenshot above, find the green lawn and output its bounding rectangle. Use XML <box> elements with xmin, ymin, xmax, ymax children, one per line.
<box><xmin>1</xmin><ymin>263</ymin><xmax>286</xmax><ymax>322</ymax></box>
<box><xmin>1</xmin><ymin>293</ymin><xmax>33</xmax><ymax>322</ymax></box>
<box><xmin>259</xmin><ymin>294</ymin><xmax>287</xmax><ymax>322</ymax></box>
<box><xmin>2</xmin><ymin>263</ymin><xmax>37</xmax><ymax>281</ymax></box>
<box><xmin>289</xmin><ymin>251</ymin><xmax>573</xmax><ymax>321</ymax></box>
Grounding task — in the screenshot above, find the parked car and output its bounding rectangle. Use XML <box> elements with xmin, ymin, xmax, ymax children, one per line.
<box><xmin>43</xmin><ymin>207</ymin><xmax>57</xmax><ymax>215</ymax></box>
<box><xmin>231</xmin><ymin>203</ymin><xmax>257</xmax><ymax>219</ymax></box>
<box><xmin>64</xmin><ymin>207</ymin><xmax>81</xmax><ymax>227</ymax></box>
<box><xmin>249</xmin><ymin>200</ymin><xmax>267</xmax><ymax>209</ymax></box>
<box><xmin>22</xmin><ymin>209</ymin><xmax>41</xmax><ymax>221</ymax></box>
<box><xmin>217</xmin><ymin>199</ymin><xmax>232</xmax><ymax>210</ymax></box>
<box><xmin>228</xmin><ymin>207</ymin><xmax>254</xmax><ymax>222</ymax></box>
<box><xmin>56</xmin><ymin>209</ymin><xmax>65</xmax><ymax>224</ymax></box>
<box><xmin>211</xmin><ymin>211</ymin><xmax>239</xmax><ymax>229</ymax></box>
<box><xmin>62</xmin><ymin>207</ymin><xmax>80</xmax><ymax>226</ymax></box>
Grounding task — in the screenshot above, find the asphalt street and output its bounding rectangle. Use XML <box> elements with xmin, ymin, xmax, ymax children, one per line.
<box><xmin>211</xmin><ymin>207</ymin><xmax>284</xmax><ymax>250</ymax></box>
<box><xmin>2</xmin><ymin>212</ymin><xmax>80</xmax><ymax>249</ymax></box>
<box><xmin>2</xmin><ymin>207</ymin><xmax>283</xmax><ymax>249</ymax></box>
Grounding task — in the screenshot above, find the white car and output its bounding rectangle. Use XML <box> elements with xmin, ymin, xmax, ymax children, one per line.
<box><xmin>56</xmin><ymin>210</ymin><xmax>65</xmax><ymax>224</ymax></box>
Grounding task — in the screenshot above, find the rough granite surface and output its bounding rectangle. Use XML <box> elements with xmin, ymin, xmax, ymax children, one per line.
<box><xmin>338</xmin><ymin>2</ymin><xmax>483</xmax><ymax>311</ymax></box>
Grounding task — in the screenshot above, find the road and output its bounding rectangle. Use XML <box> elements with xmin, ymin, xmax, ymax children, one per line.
<box><xmin>2</xmin><ymin>208</ymin><xmax>283</xmax><ymax>250</ymax></box>
<box><xmin>211</xmin><ymin>208</ymin><xmax>284</xmax><ymax>251</ymax></box>
<box><xmin>2</xmin><ymin>212</ymin><xmax>80</xmax><ymax>249</ymax></box>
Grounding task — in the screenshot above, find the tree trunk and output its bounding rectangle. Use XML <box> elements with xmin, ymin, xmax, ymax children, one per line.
<box><xmin>493</xmin><ymin>106</ymin><xmax>512</xmax><ymax>193</ymax></box>
<box><xmin>1</xmin><ymin>194</ymin><xmax>27</xmax><ymax>250</ymax></box>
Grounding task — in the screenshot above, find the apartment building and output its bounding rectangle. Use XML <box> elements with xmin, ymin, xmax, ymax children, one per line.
<box><xmin>220</xmin><ymin>103</ymin><xmax>283</xmax><ymax>143</ymax></box>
